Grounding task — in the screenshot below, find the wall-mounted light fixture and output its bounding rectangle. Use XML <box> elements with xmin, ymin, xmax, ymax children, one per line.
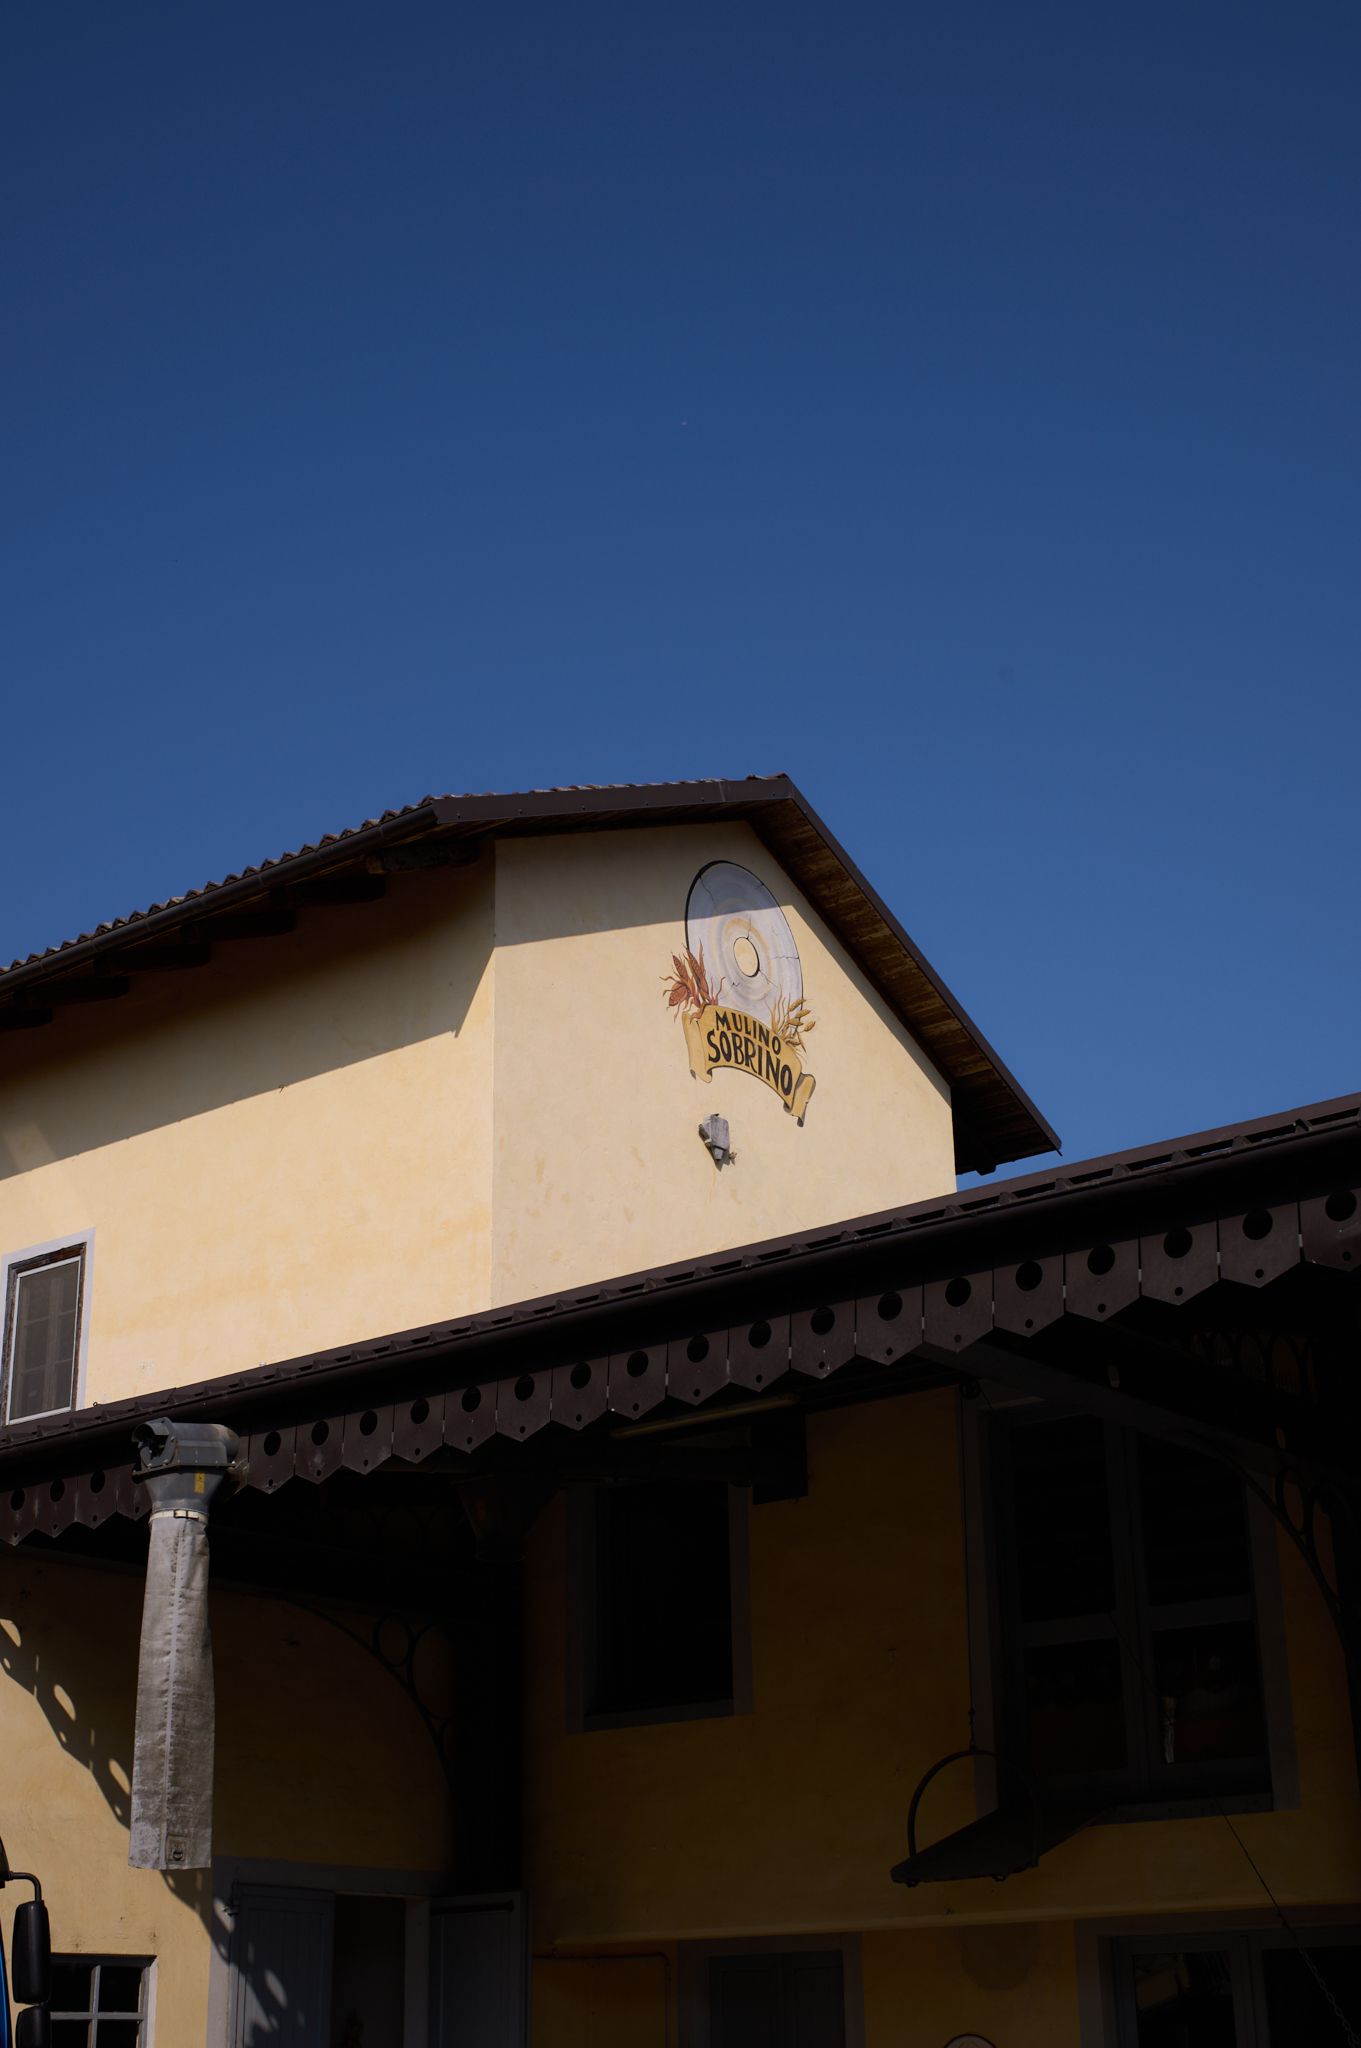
<box><xmin>698</xmin><ymin>1114</ymin><xmax>734</xmax><ymax>1168</ymax></box>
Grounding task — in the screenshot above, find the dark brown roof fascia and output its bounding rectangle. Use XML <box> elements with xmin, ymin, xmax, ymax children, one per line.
<box><xmin>0</xmin><ymin>805</ymin><xmax>443</xmax><ymax>1002</ymax></box>
<box><xmin>753</xmin><ymin>788</ymin><xmax>1060</xmax><ymax>1169</ymax></box>
<box><xmin>425</xmin><ymin>777</ymin><xmax>779</xmax><ymax>832</ymax></box>
<box><xmin>2</xmin><ymin>1088</ymin><xmax>1355</xmax><ymax>1484</ymax></box>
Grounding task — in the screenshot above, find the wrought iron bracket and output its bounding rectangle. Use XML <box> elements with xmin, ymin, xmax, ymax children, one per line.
<box><xmin>275</xmin><ymin>1594</ymin><xmax>457</xmax><ymax>1790</ymax></box>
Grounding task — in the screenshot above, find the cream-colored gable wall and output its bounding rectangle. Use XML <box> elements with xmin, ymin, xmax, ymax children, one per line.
<box><xmin>0</xmin><ymin>865</ymin><xmax>496</xmax><ymax>1405</ymax></box>
<box><xmin>0</xmin><ymin>825</ymin><xmax>955</xmax><ymax>1404</ymax></box>
<box><xmin>489</xmin><ymin>824</ymin><xmax>953</xmax><ymax>1305</ymax></box>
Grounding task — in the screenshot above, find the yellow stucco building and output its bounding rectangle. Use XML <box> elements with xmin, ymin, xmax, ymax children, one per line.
<box><xmin>0</xmin><ymin>776</ymin><xmax>1356</xmax><ymax>2047</ymax></box>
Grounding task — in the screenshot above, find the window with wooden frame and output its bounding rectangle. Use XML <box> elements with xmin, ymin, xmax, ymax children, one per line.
<box><xmin>569</xmin><ymin>1480</ymin><xmax>751</xmax><ymax>1729</ymax></box>
<box><xmin>2</xmin><ymin>1237</ymin><xmax>90</xmax><ymax>1424</ymax></box>
<box><xmin>1106</xmin><ymin>1926</ymin><xmax>1361</xmax><ymax>2045</ymax></box>
<box><xmin>988</xmin><ymin>1407</ymin><xmax>1277</xmax><ymax>1811</ymax></box>
<box><xmin>50</xmin><ymin>1953</ymin><xmax>154</xmax><ymax>2044</ymax></box>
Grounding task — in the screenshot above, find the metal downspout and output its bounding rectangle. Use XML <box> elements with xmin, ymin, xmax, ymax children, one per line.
<box><xmin>127</xmin><ymin>1418</ymin><xmax>240</xmax><ymax>1872</ymax></box>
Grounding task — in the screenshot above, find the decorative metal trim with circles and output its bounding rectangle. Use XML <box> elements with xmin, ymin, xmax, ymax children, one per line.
<box><xmin>667</xmin><ymin>1332</ymin><xmax>730</xmax><ymax>1406</ymax></box>
<box><xmin>1219</xmin><ymin>1204</ymin><xmax>1301</xmax><ymax>1288</ymax></box>
<box><xmin>496</xmin><ymin>1369</ymin><xmax>552</xmax><ymax>1441</ymax></box>
<box><xmin>551</xmin><ymin>1357</ymin><xmax>609</xmax><ymax>1431</ymax></box>
<box><xmin>993</xmin><ymin>1255</ymin><xmax>1064</xmax><ymax>1337</ymax></box>
<box><xmin>729</xmin><ymin>1314</ymin><xmax>790</xmax><ymax>1391</ymax></box>
<box><xmin>1064</xmin><ymin>1240</ymin><xmax>1139</xmax><ymax>1322</ymax></box>
<box><xmin>854</xmin><ymin>1286</ymin><xmax>922</xmax><ymax>1364</ymax></box>
<box><xmin>1</xmin><ymin>1178</ymin><xmax>1357</xmax><ymax>1549</ymax></box>
<box><xmin>607</xmin><ymin>1345</ymin><xmax>666</xmax><ymax>1417</ymax></box>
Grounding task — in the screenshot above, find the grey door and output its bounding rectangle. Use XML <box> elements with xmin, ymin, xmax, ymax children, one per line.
<box><xmin>228</xmin><ymin>1884</ymin><xmax>335</xmax><ymax>2046</ymax></box>
<box><xmin>428</xmin><ymin>1893</ymin><xmax>526</xmax><ymax>2048</ymax></box>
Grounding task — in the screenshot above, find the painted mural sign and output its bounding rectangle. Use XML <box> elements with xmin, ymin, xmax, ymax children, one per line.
<box><xmin>662</xmin><ymin>861</ymin><xmax>817</xmax><ymax>1124</ymax></box>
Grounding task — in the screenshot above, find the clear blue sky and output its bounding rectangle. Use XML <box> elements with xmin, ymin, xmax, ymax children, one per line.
<box><xmin>3</xmin><ymin>3</ymin><xmax>1357</xmax><ymax>1176</ymax></box>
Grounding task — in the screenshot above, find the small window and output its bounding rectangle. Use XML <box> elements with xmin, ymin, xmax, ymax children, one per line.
<box><xmin>992</xmin><ymin>1409</ymin><xmax>1271</xmax><ymax>1808</ymax></box>
<box><xmin>3</xmin><ymin>1242</ymin><xmax>88</xmax><ymax>1423</ymax></box>
<box><xmin>574</xmin><ymin>1481</ymin><xmax>748</xmax><ymax>1726</ymax></box>
<box><xmin>49</xmin><ymin>1954</ymin><xmax>153</xmax><ymax>2044</ymax></box>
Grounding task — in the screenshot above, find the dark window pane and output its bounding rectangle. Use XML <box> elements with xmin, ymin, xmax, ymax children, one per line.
<box><xmin>97</xmin><ymin>1965</ymin><xmax>145</xmax><ymax>2013</ymax></box>
<box><xmin>9</xmin><ymin>1256</ymin><xmax>81</xmax><ymax>1420</ymax></box>
<box><xmin>51</xmin><ymin>1959</ymin><xmax>94</xmax><ymax>2012</ymax></box>
<box><xmin>1131</xmin><ymin>1950</ymin><xmax>1238</xmax><ymax>2047</ymax></box>
<box><xmin>1009</xmin><ymin>1417</ymin><xmax>1116</xmax><ymax>1622</ymax></box>
<box><xmin>1153</xmin><ymin>1621</ymin><xmax>1265</xmax><ymax>1766</ymax></box>
<box><xmin>51</xmin><ymin>2024</ymin><xmax>90</xmax><ymax>2047</ymax></box>
<box><xmin>710</xmin><ymin>1956</ymin><xmax>781</xmax><ymax>2048</ymax></box>
<box><xmin>1025</xmin><ymin>1637</ymin><xmax>1127</xmax><ymax>1775</ymax></box>
<box><xmin>593</xmin><ymin>1482</ymin><xmax>732</xmax><ymax>1713</ymax></box>
<box><xmin>709</xmin><ymin>1953</ymin><xmax>844</xmax><ymax>2048</ymax></box>
<box><xmin>93</xmin><ymin>2022</ymin><xmax>140</xmax><ymax>2047</ymax></box>
<box><xmin>1262</xmin><ymin>1943</ymin><xmax>1361</xmax><ymax>2044</ymax></box>
<box><xmin>787</xmin><ymin>1954</ymin><xmax>845</xmax><ymax>2048</ymax></box>
<box><xmin>1138</xmin><ymin>1440</ymin><xmax>1253</xmax><ymax>1607</ymax></box>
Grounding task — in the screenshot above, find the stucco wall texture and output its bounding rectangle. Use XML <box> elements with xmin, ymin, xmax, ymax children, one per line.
<box><xmin>0</xmin><ymin>1555</ymin><xmax>450</xmax><ymax>2042</ymax></box>
<box><xmin>524</xmin><ymin>1394</ymin><xmax>1361</xmax><ymax>1940</ymax></box>
<box><xmin>0</xmin><ymin>824</ymin><xmax>953</xmax><ymax>1405</ymax></box>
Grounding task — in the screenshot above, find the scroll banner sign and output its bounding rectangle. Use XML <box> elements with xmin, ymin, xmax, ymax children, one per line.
<box><xmin>664</xmin><ymin>860</ymin><xmax>817</xmax><ymax>1125</ymax></box>
<box><xmin>683</xmin><ymin>1004</ymin><xmax>815</xmax><ymax>1123</ymax></box>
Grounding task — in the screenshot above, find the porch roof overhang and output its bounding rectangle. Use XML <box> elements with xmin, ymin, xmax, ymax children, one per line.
<box><xmin>2</xmin><ymin>1086</ymin><xmax>1359</xmax><ymax>1549</ymax></box>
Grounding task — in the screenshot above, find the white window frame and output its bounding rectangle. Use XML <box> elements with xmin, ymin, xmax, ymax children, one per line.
<box><xmin>1</xmin><ymin>1227</ymin><xmax>95</xmax><ymax>1424</ymax></box>
<box><xmin>49</xmin><ymin>1950</ymin><xmax>156</xmax><ymax>2042</ymax></box>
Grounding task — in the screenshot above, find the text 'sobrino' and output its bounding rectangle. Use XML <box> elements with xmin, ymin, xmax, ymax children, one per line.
<box><xmin>662</xmin><ymin>861</ymin><xmax>816</xmax><ymax>1125</ymax></box>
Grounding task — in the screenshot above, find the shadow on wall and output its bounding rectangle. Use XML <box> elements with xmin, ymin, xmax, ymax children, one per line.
<box><xmin>0</xmin><ymin>1552</ymin><xmax>453</xmax><ymax>1962</ymax></box>
<box><xmin>0</xmin><ymin>861</ymin><xmax>492</xmax><ymax>1179</ymax></box>
<box><xmin>0</xmin><ymin>1552</ymin><xmax>210</xmax><ymax>1922</ymax></box>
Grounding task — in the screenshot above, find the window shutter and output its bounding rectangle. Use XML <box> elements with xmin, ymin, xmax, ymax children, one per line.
<box><xmin>8</xmin><ymin>1255</ymin><xmax>82</xmax><ymax>1420</ymax></box>
<box><xmin>429</xmin><ymin>1893</ymin><xmax>526</xmax><ymax>2048</ymax></box>
<box><xmin>228</xmin><ymin>1885</ymin><xmax>335</xmax><ymax>2048</ymax></box>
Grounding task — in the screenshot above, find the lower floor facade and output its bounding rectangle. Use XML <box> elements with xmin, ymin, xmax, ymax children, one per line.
<box><xmin>3</xmin><ymin>1101</ymin><xmax>1360</xmax><ymax>2044</ymax></box>
<box><xmin>2</xmin><ymin>1415</ymin><xmax>1358</xmax><ymax>2048</ymax></box>
<box><xmin>534</xmin><ymin>1916</ymin><xmax>1361</xmax><ymax>2047</ymax></box>
<box><xmin>17</xmin><ymin>1860</ymin><xmax>1358</xmax><ymax>2045</ymax></box>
